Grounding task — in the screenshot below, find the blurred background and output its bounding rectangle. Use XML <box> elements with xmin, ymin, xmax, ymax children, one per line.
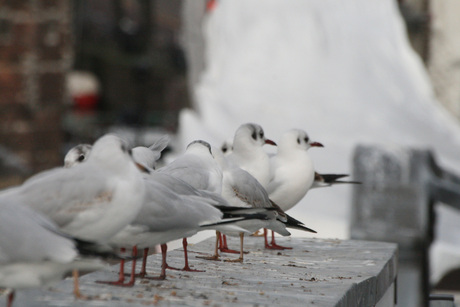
<box><xmin>1</xmin><ymin>0</ymin><xmax>460</xmax><ymax>303</ymax></box>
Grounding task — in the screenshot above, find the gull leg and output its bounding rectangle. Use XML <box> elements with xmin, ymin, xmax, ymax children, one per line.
<box><xmin>180</xmin><ymin>238</ymin><xmax>204</xmax><ymax>272</ymax></box>
<box><xmin>197</xmin><ymin>231</ymin><xmax>220</xmax><ymax>261</ymax></box>
<box><xmin>137</xmin><ymin>248</ymin><xmax>149</xmax><ymax>278</ymax></box>
<box><xmin>96</xmin><ymin>247</ymin><xmax>136</xmax><ymax>286</ymax></box>
<box><xmin>143</xmin><ymin>244</ymin><xmax>167</xmax><ymax>280</ymax></box>
<box><xmin>265</xmin><ymin>230</ymin><xmax>292</xmax><ymax>250</ymax></box>
<box><xmin>219</xmin><ymin>234</ymin><xmax>240</xmax><ymax>254</ymax></box>
<box><xmin>224</xmin><ymin>233</ymin><xmax>244</xmax><ymax>263</ymax></box>
<box><xmin>251</xmin><ymin>229</ymin><xmax>265</xmax><ymax>237</ymax></box>
<box><xmin>124</xmin><ymin>246</ymin><xmax>138</xmax><ymax>286</ymax></box>
<box><xmin>72</xmin><ymin>269</ymin><xmax>89</xmax><ymax>299</ymax></box>
<box><xmin>7</xmin><ymin>291</ymin><xmax>14</xmax><ymax>307</ymax></box>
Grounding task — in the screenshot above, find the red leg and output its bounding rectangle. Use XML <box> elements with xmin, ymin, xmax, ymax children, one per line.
<box><xmin>265</xmin><ymin>230</ymin><xmax>292</xmax><ymax>250</ymax></box>
<box><xmin>137</xmin><ymin>248</ymin><xmax>149</xmax><ymax>278</ymax></box>
<box><xmin>96</xmin><ymin>247</ymin><xmax>137</xmax><ymax>286</ymax></box>
<box><xmin>263</xmin><ymin>228</ymin><xmax>270</xmax><ymax>248</ymax></box>
<box><xmin>219</xmin><ymin>234</ymin><xmax>240</xmax><ymax>254</ymax></box>
<box><xmin>124</xmin><ymin>246</ymin><xmax>138</xmax><ymax>286</ymax></box>
<box><xmin>180</xmin><ymin>238</ymin><xmax>204</xmax><ymax>272</ymax></box>
<box><xmin>142</xmin><ymin>244</ymin><xmax>167</xmax><ymax>280</ymax></box>
<box><xmin>7</xmin><ymin>291</ymin><xmax>14</xmax><ymax>307</ymax></box>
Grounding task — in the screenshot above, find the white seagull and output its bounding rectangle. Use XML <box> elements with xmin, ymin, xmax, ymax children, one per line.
<box><xmin>267</xmin><ymin>129</ymin><xmax>324</xmax><ymax>212</ymax></box>
<box><xmin>63</xmin><ymin>144</ymin><xmax>92</xmax><ymax>168</ymax></box>
<box><xmin>227</xmin><ymin>123</ymin><xmax>276</xmax><ymax>188</ymax></box>
<box><xmin>0</xmin><ymin>134</ymin><xmax>147</xmax><ymax>297</ymax></box>
<box><xmin>157</xmin><ymin>140</ymin><xmax>223</xmax><ymax>194</ymax></box>
<box><xmin>0</xmin><ymin>201</ymin><xmax>106</xmax><ymax>307</ymax></box>
<box><xmin>95</xmin><ymin>172</ymin><xmax>255</xmax><ymax>285</ymax></box>
<box><xmin>211</xmin><ymin>147</ymin><xmax>317</xmax><ymax>262</ymax></box>
<box><xmin>62</xmin><ymin>142</ymin><xmax>266</xmax><ymax>284</ymax></box>
<box><xmin>266</xmin><ymin>129</ymin><xmax>359</xmax><ymax>249</ymax></box>
<box><xmin>0</xmin><ymin>134</ymin><xmax>146</xmax><ymax>243</ymax></box>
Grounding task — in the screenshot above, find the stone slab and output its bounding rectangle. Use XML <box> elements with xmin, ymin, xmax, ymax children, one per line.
<box><xmin>5</xmin><ymin>236</ymin><xmax>397</xmax><ymax>307</ymax></box>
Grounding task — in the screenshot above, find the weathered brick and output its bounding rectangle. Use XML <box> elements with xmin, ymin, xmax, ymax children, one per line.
<box><xmin>38</xmin><ymin>0</ymin><xmax>61</xmax><ymax>10</ymax></box>
<box><xmin>1</xmin><ymin>0</ymin><xmax>31</xmax><ymax>11</ymax></box>
<box><xmin>0</xmin><ymin>69</ymin><xmax>24</xmax><ymax>105</ymax></box>
<box><xmin>38</xmin><ymin>72</ymin><xmax>65</xmax><ymax>106</ymax></box>
<box><xmin>36</xmin><ymin>21</ymin><xmax>68</xmax><ymax>61</ymax></box>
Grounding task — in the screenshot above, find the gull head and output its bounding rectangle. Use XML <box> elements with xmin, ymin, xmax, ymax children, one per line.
<box><xmin>186</xmin><ymin>140</ymin><xmax>213</xmax><ymax>156</ymax></box>
<box><xmin>89</xmin><ymin>134</ymin><xmax>135</xmax><ymax>172</ymax></box>
<box><xmin>64</xmin><ymin>144</ymin><xmax>92</xmax><ymax>168</ymax></box>
<box><xmin>221</xmin><ymin>138</ymin><xmax>233</xmax><ymax>155</ymax></box>
<box><xmin>233</xmin><ymin>123</ymin><xmax>276</xmax><ymax>151</ymax></box>
<box><xmin>279</xmin><ymin>129</ymin><xmax>324</xmax><ymax>153</ymax></box>
<box><xmin>132</xmin><ymin>146</ymin><xmax>158</xmax><ymax>169</ymax></box>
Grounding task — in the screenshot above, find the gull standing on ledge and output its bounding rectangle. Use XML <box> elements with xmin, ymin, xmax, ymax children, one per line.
<box><xmin>227</xmin><ymin>123</ymin><xmax>276</xmax><ymax>188</ymax></box>
<box><xmin>0</xmin><ymin>201</ymin><xmax>106</xmax><ymax>307</ymax></box>
<box><xmin>0</xmin><ymin>134</ymin><xmax>147</xmax><ymax>297</ymax></box>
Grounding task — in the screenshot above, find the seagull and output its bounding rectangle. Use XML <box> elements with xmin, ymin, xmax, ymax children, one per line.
<box><xmin>0</xmin><ymin>134</ymin><xmax>147</xmax><ymax>297</ymax></box>
<box><xmin>211</xmin><ymin>147</ymin><xmax>317</xmax><ymax>262</ymax></box>
<box><xmin>220</xmin><ymin>138</ymin><xmax>233</xmax><ymax>155</ymax></box>
<box><xmin>0</xmin><ymin>134</ymin><xmax>146</xmax><ymax>244</ymax></box>
<box><xmin>157</xmin><ymin>140</ymin><xmax>223</xmax><ymax>194</ymax></box>
<box><xmin>131</xmin><ymin>134</ymin><xmax>170</xmax><ymax>170</ymax></box>
<box><xmin>97</xmin><ymin>173</ymin><xmax>255</xmax><ymax>285</ymax></box>
<box><xmin>64</xmin><ymin>144</ymin><xmax>92</xmax><ymax>168</ymax></box>
<box><xmin>267</xmin><ymin>129</ymin><xmax>324</xmax><ymax>212</ymax></box>
<box><xmin>266</xmin><ymin>129</ymin><xmax>358</xmax><ymax>249</ymax></box>
<box><xmin>0</xmin><ymin>201</ymin><xmax>106</xmax><ymax>307</ymax></box>
<box><xmin>62</xmin><ymin>142</ymin><xmax>268</xmax><ymax>283</ymax></box>
<box><xmin>227</xmin><ymin>123</ymin><xmax>276</xmax><ymax>188</ymax></box>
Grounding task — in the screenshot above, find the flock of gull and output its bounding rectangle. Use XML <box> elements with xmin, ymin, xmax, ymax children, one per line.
<box><xmin>0</xmin><ymin>123</ymin><xmax>357</xmax><ymax>306</ymax></box>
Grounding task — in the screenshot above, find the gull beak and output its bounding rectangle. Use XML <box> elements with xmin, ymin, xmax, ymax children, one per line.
<box><xmin>311</xmin><ymin>142</ymin><xmax>324</xmax><ymax>148</ymax></box>
<box><xmin>135</xmin><ymin>162</ymin><xmax>151</xmax><ymax>174</ymax></box>
<box><xmin>265</xmin><ymin>139</ymin><xmax>277</xmax><ymax>146</ymax></box>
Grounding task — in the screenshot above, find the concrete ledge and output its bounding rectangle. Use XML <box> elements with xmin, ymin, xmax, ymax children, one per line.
<box><xmin>8</xmin><ymin>236</ymin><xmax>397</xmax><ymax>306</ymax></box>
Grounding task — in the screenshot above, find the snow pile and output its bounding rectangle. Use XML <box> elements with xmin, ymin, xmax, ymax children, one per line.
<box><xmin>179</xmin><ymin>0</ymin><xmax>460</xmax><ymax>283</ymax></box>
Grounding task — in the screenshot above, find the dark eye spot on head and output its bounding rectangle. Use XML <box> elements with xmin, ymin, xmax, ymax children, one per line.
<box><xmin>304</xmin><ymin>137</ymin><xmax>309</xmax><ymax>143</ymax></box>
<box><xmin>128</xmin><ymin>148</ymin><xmax>132</xmax><ymax>156</ymax></box>
<box><xmin>251</xmin><ymin>130</ymin><xmax>257</xmax><ymax>140</ymax></box>
<box><xmin>259</xmin><ymin>131</ymin><xmax>264</xmax><ymax>139</ymax></box>
<box><xmin>221</xmin><ymin>144</ymin><xmax>228</xmax><ymax>153</ymax></box>
<box><xmin>78</xmin><ymin>154</ymin><xmax>85</xmax><ymax>162</ymax></box>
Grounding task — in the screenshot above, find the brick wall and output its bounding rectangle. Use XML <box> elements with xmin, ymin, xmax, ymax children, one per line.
<box><xmin>0</xmin><ymin>0</ymin><xmax>72</xmax><ymax>176</ymax></box>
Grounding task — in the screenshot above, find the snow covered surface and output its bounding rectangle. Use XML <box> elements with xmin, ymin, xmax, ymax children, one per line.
<box><xmin>178</xmin><ymin>0</ymin><xmax>460</xmax><ymax>284</ymax></box>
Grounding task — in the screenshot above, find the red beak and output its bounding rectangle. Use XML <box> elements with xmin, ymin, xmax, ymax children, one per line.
<box><xmin>311</xmin><ymin>142</ymin><xmax>324</xmax><ymax>148</ymax></box>
<box><xmin>265</xmin><ymin>139</ymin><xmax>277</xmax><ymax>146</ymax></box>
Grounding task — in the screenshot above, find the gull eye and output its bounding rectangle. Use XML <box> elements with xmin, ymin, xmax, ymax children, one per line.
<box><xmin>304</xmin><ymin>137</ymin><xmax>309</xmax><ymax>143</ymax></box>
<box><xmin>259</xmin><ymin>131</ymin><xmax>264</xmax><ymax>139</ymax></box>
<box><xmin>77</xmin><ymin>154</ymin><xmax>85</xmax><ymax>162</ymax></box>
<box><xmin>297</xmin><ymin>138</ymin><xmax>301</xmax><ymax>144</ymax></box>
<box><xmin>251</xmin><ymin>131</ymin><xmax>257</xmax><ymax>140</ymax></box>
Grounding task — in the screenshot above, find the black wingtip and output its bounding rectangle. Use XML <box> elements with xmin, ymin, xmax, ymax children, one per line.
<box><xmin>284</xmin><ymin>214</ymin><xmax>317</xmax><ymax>234</ymax></box>
<box><xmin>74</xmin><ymin>239</ymin><xmax>131</xmax><ymax>260</ymax></box>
